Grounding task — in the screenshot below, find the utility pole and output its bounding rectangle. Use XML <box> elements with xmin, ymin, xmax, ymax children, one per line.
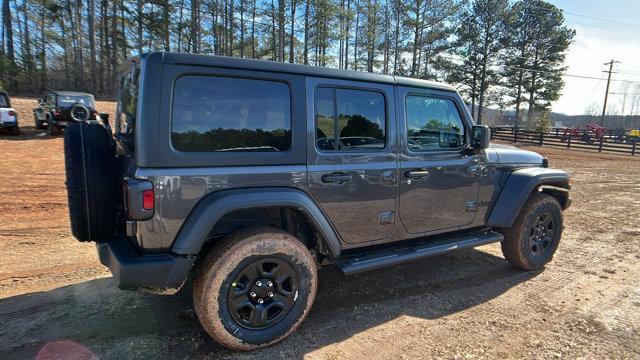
<box><xmin>600</xmin><ymin>60</ymin><xmax>620</xmax><ymax>126</ymax></box>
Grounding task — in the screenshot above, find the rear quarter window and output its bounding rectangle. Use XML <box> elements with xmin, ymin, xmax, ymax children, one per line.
<box><xmin>171</xmin><ymin>76</ymin><xmax>292</xmax><ymax>152</ymax></box>
<box><xmin>115</xmin><ymin>66</ymin><xmax>140</xmax><ymax>154</ymax></box>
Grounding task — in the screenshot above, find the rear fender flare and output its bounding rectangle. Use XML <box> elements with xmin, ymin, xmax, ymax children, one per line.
<box><xmin>487</xmin><ymin>167</ymin><xmax>570</xmax><ymax>228</ymax></box>
<box><xmin>170</xmin><ymin>187</ymin><xmax>342</xmax><ymax>256</ymax></box>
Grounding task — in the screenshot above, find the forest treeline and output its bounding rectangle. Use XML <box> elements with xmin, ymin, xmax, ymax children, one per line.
<box><xmin>1</xmin><ymin>0</ymin><xmax>574</xmax><ymax>125</ymax></box>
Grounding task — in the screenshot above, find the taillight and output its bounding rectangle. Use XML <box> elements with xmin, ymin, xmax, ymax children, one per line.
<box><xmin>123</xmin><ymin>179</ymin><xmax>155</xmax><ymax>221</ymax></box>
<box><xmin>54</xmin><ymin>109</ymin><xmax>61</xmax><ymax>117</ymax></box>
<box><xmin>142</xmin><ymin>189</ymin><xmax>154</xmax><ymax>210</ymax></box>
<box><xmin>8</xmin><ymin>110</ymin><xmax>15</xmax><ymax>116</ymax></box>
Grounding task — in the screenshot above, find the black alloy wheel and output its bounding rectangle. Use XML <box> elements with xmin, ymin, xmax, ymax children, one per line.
<box><xmin>227</xmin><ymin>257</ymin><xmax>299</xmax><ymax>330</ymax></box>
<box><xmin>528</xmin><ymin>211</ymin><xmax>555</xmax><ymax>257</ymax></box>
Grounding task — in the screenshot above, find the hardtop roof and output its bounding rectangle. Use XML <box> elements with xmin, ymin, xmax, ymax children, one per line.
<box><xmin>136</xmin><ymin>52</ymin><xmax>457</xmax><ymax>92</ymax></box>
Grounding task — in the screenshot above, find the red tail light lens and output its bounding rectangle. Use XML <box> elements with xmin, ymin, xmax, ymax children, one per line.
<box><xmin>8</xmin><ymin>110</ymin><xmax>16</xmax><ymax>116</ymax></box>
<box><xmin>54</xmin><ymin>110</ymin><xmax>61</xmax><ymax>117</ymax></box>
<box><xmin>142</xmin><ymin>189</ymin><xmax>154</xmax><ymax>210</ymax></box>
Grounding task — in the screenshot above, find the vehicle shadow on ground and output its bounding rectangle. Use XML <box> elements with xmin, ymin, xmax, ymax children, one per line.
<box><xmin>0</xmin><ymin>248</ymin><xmax>539</xmax><ymax>360</ymax></box>
<box><xmin>0</xmin><ymin>126</ymin><xmax>60</xmax><ymax>140</ymax></box>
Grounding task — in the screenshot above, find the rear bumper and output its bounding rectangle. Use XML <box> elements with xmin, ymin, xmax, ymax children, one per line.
<box><xmin>0</xmin><ymin>121</ymin><xmax>17</xmax><ymax>128</ymax></box>
<box><xmin>54</xmin><ymin>119</ymin><xmax>99</xmax><ymax>128</ymax></box>
<box><xmin>97</xmin><ymin>237</ymin><xmax>195</xmax><ymax>295</ymax></box>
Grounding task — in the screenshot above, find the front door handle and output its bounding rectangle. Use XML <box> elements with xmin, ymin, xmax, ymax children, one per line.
<box><xmin>405</xmin><ymin>169</ymin><xmax>430</xmax><ymax>180</ymax></box>
<box><xmin>468</xmin><ymin>165</ymin><xmax>483</xmax><ymax>177</ymax></box>
<box><xmin>321</xmin><ymin>172</ymin><xmax>352</xmax><ymax>184</ymax></box>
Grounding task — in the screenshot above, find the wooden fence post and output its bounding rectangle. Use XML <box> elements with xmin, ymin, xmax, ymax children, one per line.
<box><xmin>598</xmin><ymin>136</ymin><xmax>604</xmax><ymax>152</ymax></box>
<box><xmin>514</xmin><ymin>128</ymin><xmax>519</xmax><ymax>143</ymax></box>
<box><xmin>567</xmin><ymin>136</ymin><xmax>571</xmax><ymax>149</ymax></box>
<box><xmin>633</xmin><ymin>142</ymin><xmax>637</xmax><ymax>156</ymax></box>
<box><xmin>539</xmin><ymin>132</ymin><xmax>544</xmax><ymax>146</ymax></box>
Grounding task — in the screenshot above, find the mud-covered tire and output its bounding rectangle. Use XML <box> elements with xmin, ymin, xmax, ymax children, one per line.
<box><xmin>63</xmin><ymin>122</ymin><xmax>118</xmax><ymax>242</ymax></box>
<box><xmin>193</xmin><ymin>227</ymin><xmax>318</xmax><ymax>351</ymax></box>
<box><xmin>9</xmin><ymin>125</ymin><xmax>19</xmax><ymax>136</ymax></box>
<box><xmin>501</xmin><ymin>193</ymin><xmax>563</xmax><ymax>270</ymax></box>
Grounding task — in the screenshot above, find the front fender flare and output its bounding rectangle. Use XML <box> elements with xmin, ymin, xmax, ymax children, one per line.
<box><xmin>170</xmin><ymin>187</ymin><xmax>342</xmax><ymax>256</ymax></box>
<box><xmin>486</xmin><ymin>167</ymin><xmax>570</xmax><ymax>228</ymax></box>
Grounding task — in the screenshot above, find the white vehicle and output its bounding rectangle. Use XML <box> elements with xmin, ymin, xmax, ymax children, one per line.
<box><xmin>0</xmin><ymin>91</ymin><xmax>19</xmax><ymax>136</ymax></box>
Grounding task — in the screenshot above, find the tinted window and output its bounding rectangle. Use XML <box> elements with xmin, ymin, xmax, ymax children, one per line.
<box><xmin>405</xmin><ymin>95</ymin><xmax>465</xmax><ymax>150</ymax></box>
<box><xmin>315</xmin><ymin>87</ymin><xmax>386</xmax><ymax>151</ymax></box>
<box><xmin>0</xmin><ymin>95</ymin><xmax>8</xmax><ymax>107</ymax></box>
<box><xmin>115</xmin><ymin>66</ymin><xmax>140</xmax><ymax>154</ymax></box>
<box><xmin>172</xmin><ymin>76</ymin><xmax>291</xmax><ymax>152</ymax></box>
<box><xmin>57</xmin><ymin>95</ymin><xmax>95</xmax><ymax>109</ymax></box>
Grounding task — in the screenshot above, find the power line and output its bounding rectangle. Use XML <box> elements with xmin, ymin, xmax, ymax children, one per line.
<box><xmin>526</xmin><ymin>4</ymin><xmax>640</xmax><ymax>29</ymax></box>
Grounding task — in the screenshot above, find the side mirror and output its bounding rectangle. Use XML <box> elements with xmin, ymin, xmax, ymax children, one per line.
<box><xmin>471</xmin><ymin>125</ymin><xmax>490</xmax><ymax>150</ymax></box>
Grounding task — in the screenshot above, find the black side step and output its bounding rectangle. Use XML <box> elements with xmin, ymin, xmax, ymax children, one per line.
<box><xmin>338</xmin><ymin>231</ymin><xmax>504</xmax><ymax>275</ymax></box>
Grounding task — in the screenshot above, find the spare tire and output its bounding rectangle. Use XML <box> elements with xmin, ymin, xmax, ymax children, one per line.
<box><xmin>70</xmin><ymin>103</ymin><xmax>90</xmax><ymax>121</ymax></box>
<box><xmin>64</xmin><ymin>122</ymin><xmax>119</xmax><ymax>242</ymax></box>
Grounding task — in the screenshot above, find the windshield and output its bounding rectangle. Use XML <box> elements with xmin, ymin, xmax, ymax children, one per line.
<box><xmin>0</xmin><ymin>94</ymin><xmax>8</xmax><ymax>108</ymax></box>
<box><xmin>115</xmin><ymin>64</ymin><xmax>140</xmax><ymax>154</ymax></box>
<box><xmin>57</xmin><ymin>95</ymin><xmax>95</xmax><ymax>109</ymax></box>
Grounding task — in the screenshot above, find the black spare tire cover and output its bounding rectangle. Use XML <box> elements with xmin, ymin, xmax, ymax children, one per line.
<box><xmin>70</xmin><ymin>103</ymin><xmax>90</xmax><ymax>121</ymax></box>
<box><xmin>64</xmin><ymin>122</ymin><xmax>119</xmax><ymax>241</ymax></box>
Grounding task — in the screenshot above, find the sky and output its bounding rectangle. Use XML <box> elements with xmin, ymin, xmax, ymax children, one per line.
<box><xmin>548</xmin><ymin>0</ymin><xmax>640</xmax><ymax>115</ymax></box>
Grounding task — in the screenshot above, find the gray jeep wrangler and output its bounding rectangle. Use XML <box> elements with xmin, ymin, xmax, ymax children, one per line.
<box><xmin>63</xmin><ymin>52</ymin><xmax>570</xmax><ymax>351</ymax></box>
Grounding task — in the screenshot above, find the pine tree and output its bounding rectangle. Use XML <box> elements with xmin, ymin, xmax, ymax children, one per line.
<box><xmin>453</xmin><ymin>0</ymin><xmax>510</xmax><ymax>124</ymax></box>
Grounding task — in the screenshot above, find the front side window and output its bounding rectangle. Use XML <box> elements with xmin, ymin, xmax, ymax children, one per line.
<box><xmin>315</xmin><ymin>87</ymin><xmax>386</xmax><ymax>151</ymax></box>
<box><xmin>405</xmin><ymin>95</ymin><xmax>465</xmax><ymax>151</ymax></box>
<box><xmin>171</xmin><ymin>76</ymin><xmax>292</xmax><ymax>152</ymax></box>
<box><xmin>0</xmin><ymin>95</ymin><xmax>8</xmax><ymax>108</ymax></box>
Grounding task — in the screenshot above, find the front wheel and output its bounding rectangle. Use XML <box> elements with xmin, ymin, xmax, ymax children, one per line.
<box><xmin>500</xmin><ymin>193</ymin><xmax>563</xmax><ymax>270</ymax></box>
<box><xmin>193</xmin><ymin>228</ymin><xmax>318</xmax><ymax>351</ymax></box>
<box><xmin>34</xmin><ymin>114</ymin><xmax>45</xmax><ymax>129</ymax></box>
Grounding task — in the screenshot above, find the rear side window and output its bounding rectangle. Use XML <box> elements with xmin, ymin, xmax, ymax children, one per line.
<box><xmin>115</xmin><ymin>66</ymin><xmax>140</xmax><ymax>154</ymax></box>
<box><xmin>171</xmin><ymin>76</ymin><xmax>292</xmax><ymax>152</ymax></box>
<box><xmin>405</xmin><ymin>95</ymin><xmax>465</xmax><ymax>151</ymax></box>
<box><xmin>0</xmin><ymin>95</ymin><xmax>8</xmax><ymax>107</ymax></box>
<box><xmin>315</xmin><ymin>87</ymin><xmax>386</xmax><ymax>151</ymax></box>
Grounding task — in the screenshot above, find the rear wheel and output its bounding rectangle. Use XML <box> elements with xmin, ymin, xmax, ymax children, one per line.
<box><xmin>193</xmin><ymin>228</ymin><xmax>318</xmax><ymax>351</ymax></box>
<box><xmin>48</xmin><ymin>120</ymin><xmax>61</xmax><ymax>135</ymax></box>
<box><xmin>9</xmin><ymin>124</ymin><xmax>19</xmax><ymax>136</ymax></box>
<box><xmin>501</xmin><ymin>193</ymin><xmax>563</xmax><ymax>270</ymax></box>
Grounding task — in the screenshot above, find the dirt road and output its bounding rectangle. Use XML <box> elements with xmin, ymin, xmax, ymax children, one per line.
<box><xmin>1</xmin><ymin>99</ymin><xmax>639</xmax><ymax>359</ymax></box>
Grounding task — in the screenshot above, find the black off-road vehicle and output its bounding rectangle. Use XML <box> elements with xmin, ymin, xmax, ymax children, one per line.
<box><xmin>63</xmin><ymin>53</ymin><xmax>571</xmax><ymax>351</ymax></box>
<box><xmin>33</xmin><ymin>91</ymin><xmax>99</xmax><ymax>135</ymax></box>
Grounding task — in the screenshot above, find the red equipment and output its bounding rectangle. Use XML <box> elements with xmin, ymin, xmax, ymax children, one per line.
<box><xmin>586</xmin><ymin>123</ymin><xmax>605</xmax><ymax>139</ymax></box>
<box><xmin>561</xmin><ymin>124</ymin><xmax>605</xmax><ymax>144</ymax></box>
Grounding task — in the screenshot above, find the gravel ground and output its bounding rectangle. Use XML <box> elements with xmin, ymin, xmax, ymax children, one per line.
<box><xmin>1</xmin><ymin>98</ymin><xmax>639</xmax><ymax>359</ymax></box>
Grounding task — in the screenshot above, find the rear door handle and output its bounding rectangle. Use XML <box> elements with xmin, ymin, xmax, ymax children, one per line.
<box><xmin>321</xmin><ymin>172</ymin><xmax>352</xmax><ymax>184</ymax></box>
<box><xmin>405</xmin><ymin>169</ymin><xmax>430</xmax><ymax>180</ymax></box>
